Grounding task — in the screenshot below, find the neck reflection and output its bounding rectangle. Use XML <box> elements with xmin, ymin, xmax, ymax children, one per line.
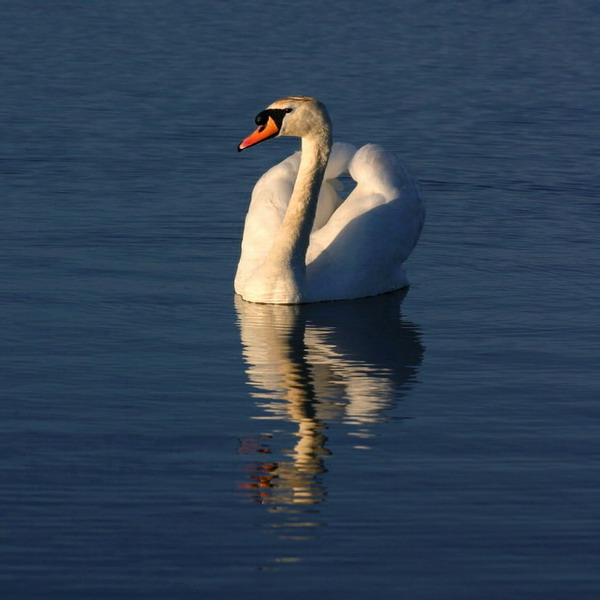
<box><xmin>236</xmin><ymin>291</ymin><xmax>425</xmax><ymax>509</ymax></box>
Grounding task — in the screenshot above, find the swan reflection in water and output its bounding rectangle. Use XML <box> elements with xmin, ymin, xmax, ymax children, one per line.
<box><xmin>236</xmin><ymin>290</ymin><xmax>425</xmax><ymax>512</ymax></box>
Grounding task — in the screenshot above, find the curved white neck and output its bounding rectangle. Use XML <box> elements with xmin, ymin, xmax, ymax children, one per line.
<box><xmin>267</xmin><ymin>132</ymin><xmax>332</xmax><ymax>269</ymax></box>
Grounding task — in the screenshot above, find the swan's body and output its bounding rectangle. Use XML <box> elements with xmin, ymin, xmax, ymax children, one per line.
<box><xmin>236</xmin><ymin>97</ymin><xmax>425</xmax><ymax>304</ymax></box>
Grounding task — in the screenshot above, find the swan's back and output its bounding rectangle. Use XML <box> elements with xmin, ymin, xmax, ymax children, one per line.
<box><xmin>306</xmin><ymin>144</ymin><xmax>425</xmax><ymax>301</ymax></box>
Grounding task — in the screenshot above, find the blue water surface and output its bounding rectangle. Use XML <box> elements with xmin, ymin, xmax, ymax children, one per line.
<box><xmin>1</xmin><ymin>1</ymin><xmax>599</xmax><ymax>598</ymax></box>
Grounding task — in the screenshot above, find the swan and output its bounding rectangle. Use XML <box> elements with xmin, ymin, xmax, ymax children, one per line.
<box><xmin>236</xmin><ymin>96</ymin><xmax>425</xmax><ymax>304</ymax></box>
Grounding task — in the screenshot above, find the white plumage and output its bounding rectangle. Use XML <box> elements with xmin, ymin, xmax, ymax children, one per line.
<box><xmin>236</xmin><ymin>97</ymin><xmax>425</xmax><ymax>304</ymax></box>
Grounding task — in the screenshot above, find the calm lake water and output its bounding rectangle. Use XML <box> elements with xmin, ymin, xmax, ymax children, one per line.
<box><xmin>1</xmin><ymin>1</ymin><xmax>599</xmax><ymax>598</ymax></box>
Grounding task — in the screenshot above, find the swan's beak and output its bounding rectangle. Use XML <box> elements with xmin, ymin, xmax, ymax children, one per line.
<box><xmin>238</xmin><ymin>117</ymin><xmax>280</xmax><ymax>152</ymax></box>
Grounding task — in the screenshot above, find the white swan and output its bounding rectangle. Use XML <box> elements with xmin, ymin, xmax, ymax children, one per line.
<box><xmin>236</xmin><ymin>96</ymin><xmax>425</xmax><ymax>304</ymax></box>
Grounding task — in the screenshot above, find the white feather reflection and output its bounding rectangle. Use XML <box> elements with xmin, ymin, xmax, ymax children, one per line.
<box><xmin>236</xmin><ymin>291</ymin><xmax>425</xmax><ymax>510</ymax></box>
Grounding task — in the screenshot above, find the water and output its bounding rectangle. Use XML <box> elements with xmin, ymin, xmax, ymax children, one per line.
<box><xmin>1</xmin><ymin>1</ymin><xmax>599</xmax><ymax>598</ymax></box>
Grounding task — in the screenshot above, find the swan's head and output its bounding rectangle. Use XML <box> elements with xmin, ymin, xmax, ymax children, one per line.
<box><xmin>238</xmin><ymin>96</ymin><xmax>331</xmax><ymax>152</ymax></box>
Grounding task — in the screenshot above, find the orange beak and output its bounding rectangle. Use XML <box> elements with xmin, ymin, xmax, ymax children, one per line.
<box><xmin>238</xmin><ymin>116</ymin><xmax>280</xmax><ymax>152</ymax></box>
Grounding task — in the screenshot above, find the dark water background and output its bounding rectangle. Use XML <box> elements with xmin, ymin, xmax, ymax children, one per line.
<box><xmin>1</xmin><ymin>1</ymin><xmax>599</xmax><ymax>598</ymax></box>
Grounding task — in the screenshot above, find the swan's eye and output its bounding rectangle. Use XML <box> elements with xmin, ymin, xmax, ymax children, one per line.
<box><xmin>255</xmin><ymin>110</ymin><xmax>269</xmax><ymax>127</ymax></box>
<box><xmin>285</xmin><ymin>108</ymin><xmax>293</xmax><ymax>113</ymax></box>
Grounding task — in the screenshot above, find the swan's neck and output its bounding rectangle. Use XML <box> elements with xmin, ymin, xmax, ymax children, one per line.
<box><xmin>268</xmin><ymin>132</ymin><xmax>332</xmax><ymax>268</ymax></box>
